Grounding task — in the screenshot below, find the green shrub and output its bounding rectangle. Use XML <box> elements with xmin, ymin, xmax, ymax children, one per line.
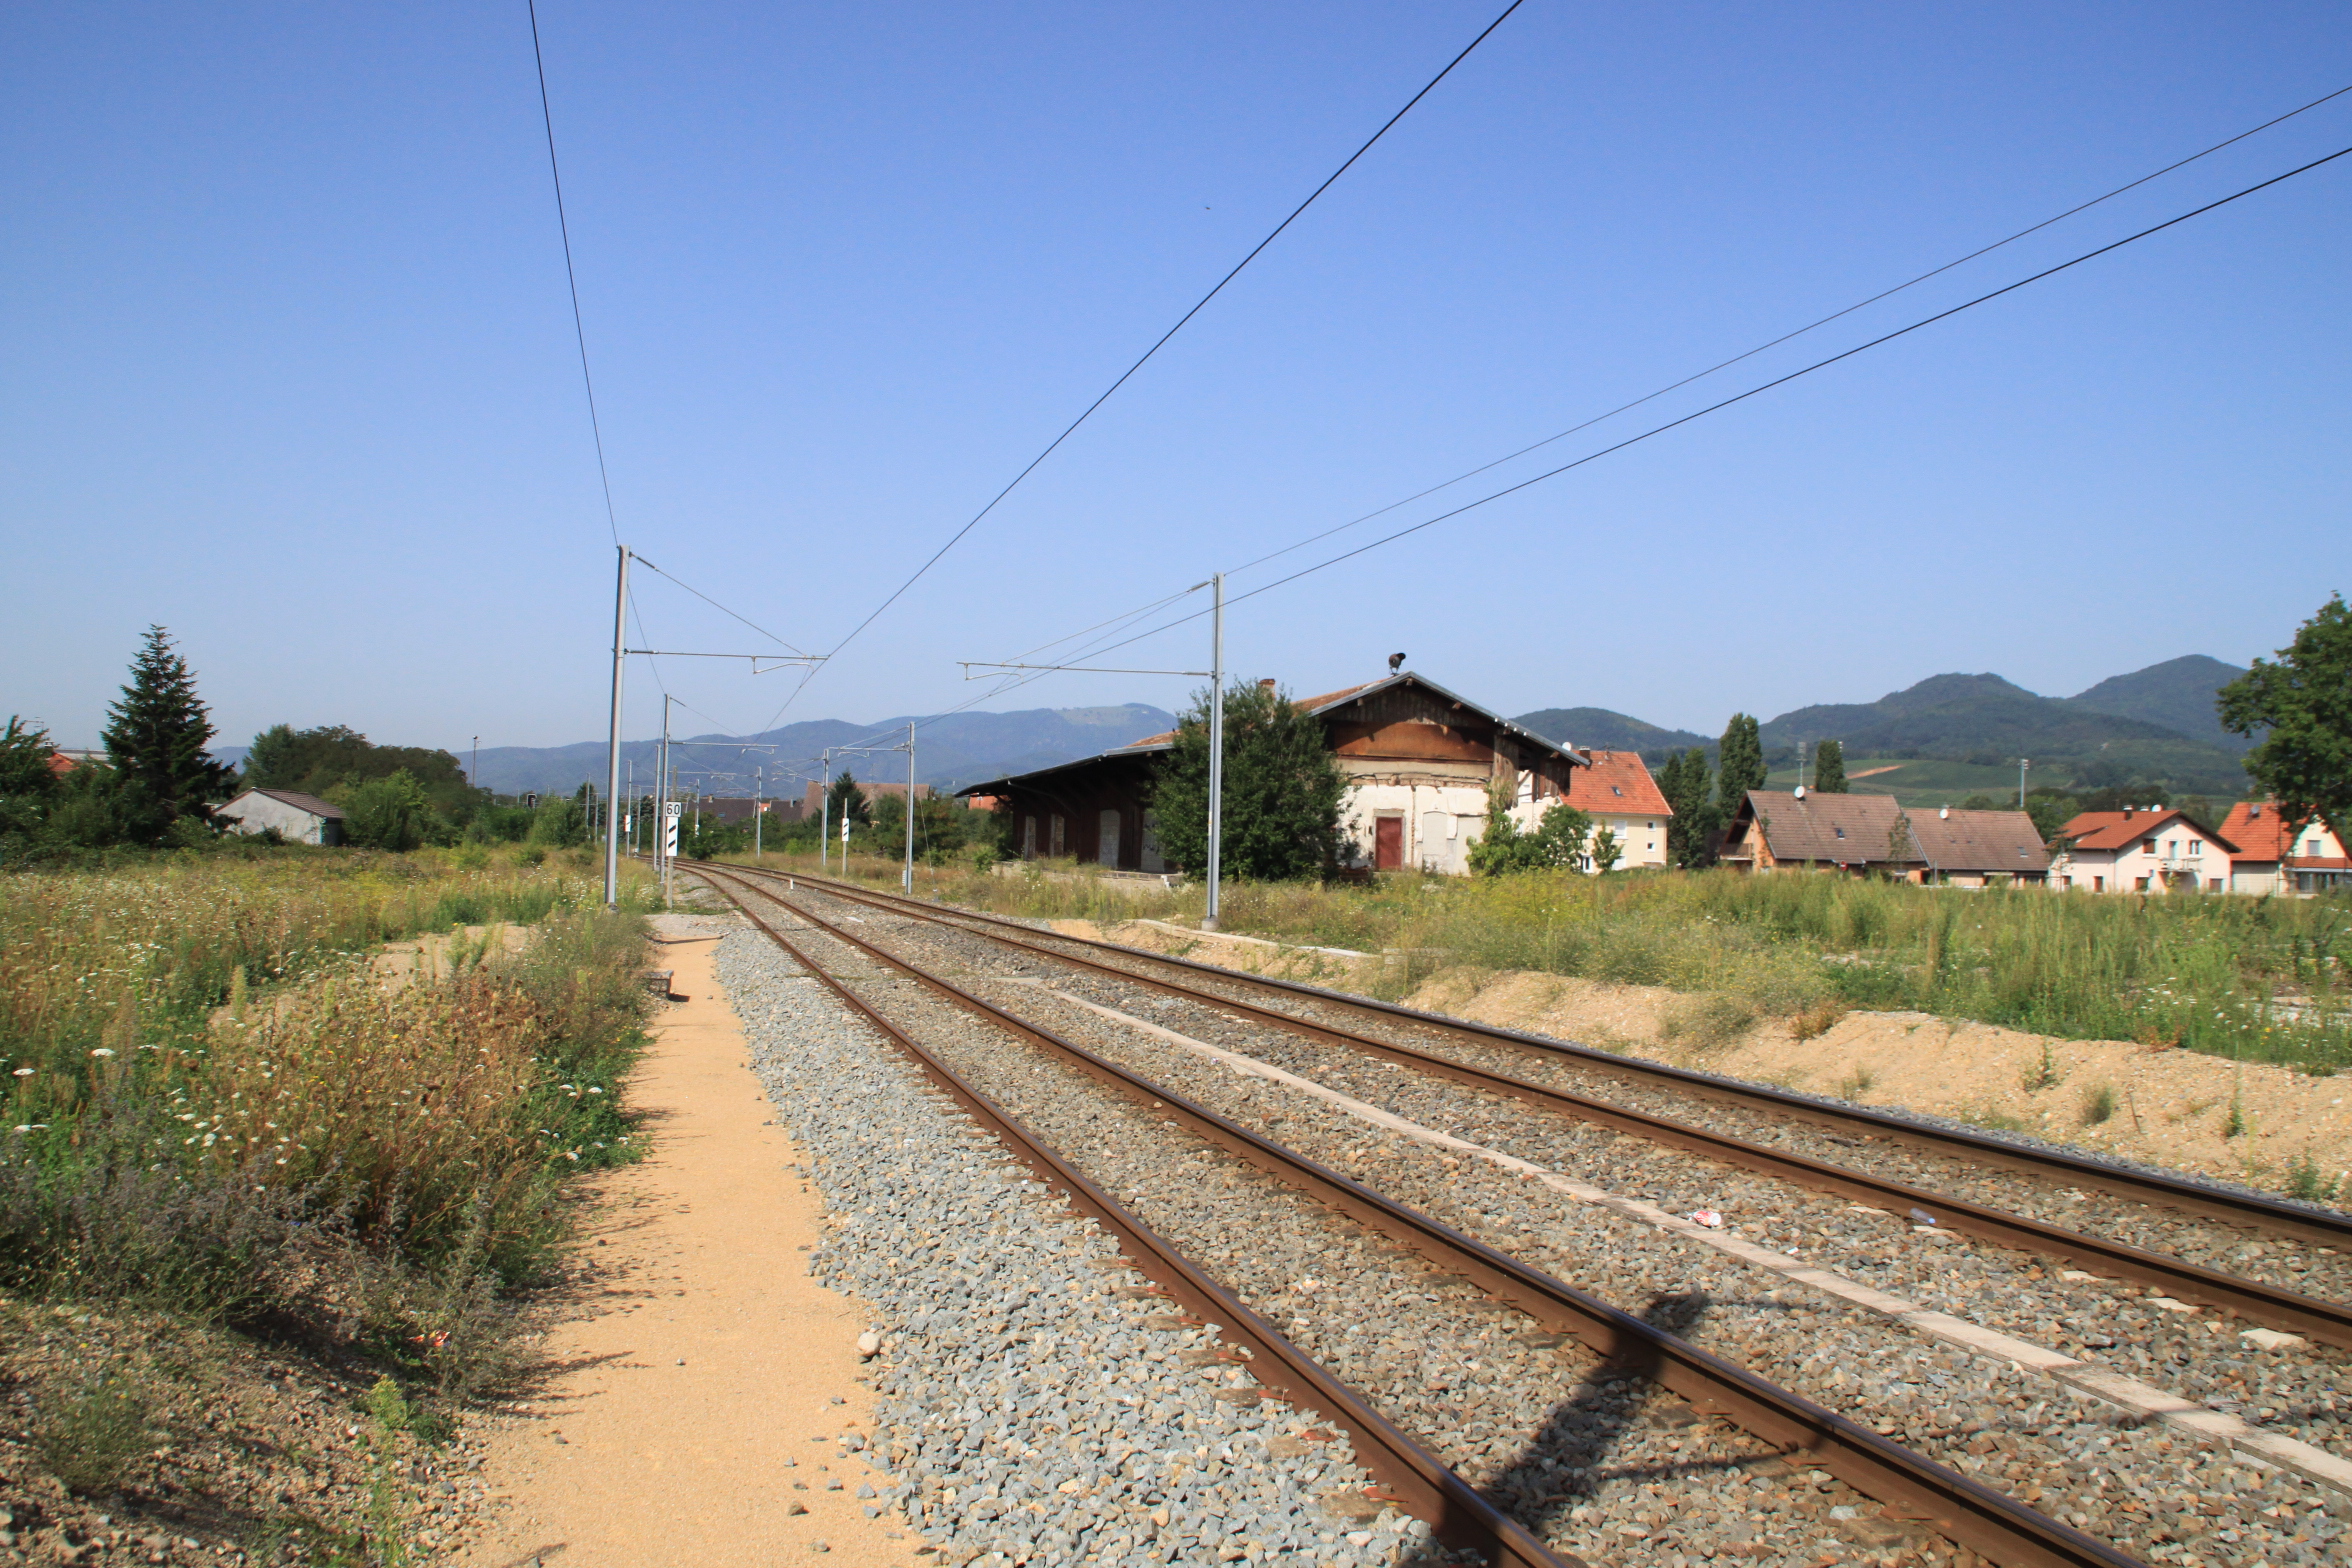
<box><xmin>35</xmin><ymin>1371</ymin><xmax>155</xmax><ymax>1495</ymax></box>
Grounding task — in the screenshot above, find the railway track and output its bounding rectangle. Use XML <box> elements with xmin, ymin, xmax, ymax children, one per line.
<box><xmin>729</xmin><ymin>865</ymin><xmax>2352</xmax><ymax>1267</ymax></box>
<box><xmin>681</xmin><ymin>861</ymin><xmax>2302</xmax><ymax>1568</ymax></box>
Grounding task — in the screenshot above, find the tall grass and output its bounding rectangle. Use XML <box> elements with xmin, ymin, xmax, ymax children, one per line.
<box><xmin>0</xmin><ymin>849</ymin><xmax>653</xmax><ymax>1394</ymax></box>
<box><xmin>760</xmin><ymin>851</ymin><xmax>2351</xmax><ymax>1072</ymax></box>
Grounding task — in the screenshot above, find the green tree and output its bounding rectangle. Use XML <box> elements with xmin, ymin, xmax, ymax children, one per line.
<box><xmin>100</xmin><ymin>626</ymin><xmax>236</xmax><ymax>844</ymax></box>
<box><xmin>0</xmin><ymin>717</ymin><xmax>63</xmax><ymax>848</ymax></box>
<box><xmin>2219</xmin><ymin>593</ymin><xmax>2352</xmax><ymax>855</ymax></box>
<box><xmin>1586</xmin><ymin>823</ymin><xmax>1622</xmax><ymax>872</ymax></box>
<box><xmin>1466</xmin><ymin>780</ymin><xmax>1591</xmax><ymax>876</ymax></box>
<box><xmin>0</xmin><ymin>716</ymin><xmax>60</xmax><ymax>798</ymax></box>
<box><xmin>1714</xmin><ymin>714</ymin><xmax>1766</xmax><ymax>820</ymax></box>
<box><xmin>827</xmin><ymin>773</ymin><xmax>871</xmax><ymax>828</ymax></box>
<box><xmin>1152</xmin><ymin>681</ymin><xmax>1348</xmax><ymax>882</ymax></box>
<box><xmin>243</xmin><ymin>723</ymin><xmax>371</xmax><ymax>791</ymax></box>
<box><xmin>1659</xmin><ymin>746</ymin><xmax>1717</xmax><ymax>868</ymax></box>
<box><xmin>524</xmin><ymin>783</ymin><xmax>592</xmax><ymax>848</ymax></box>
<box><xmin>342</xmin><ymin>771</ymin><xmax>436</xmax><ymax>851</ymax></box>
<box><xmin>1811</xmin><ymin>738</ymin><xmax>1847</xmax><ymax>794</ymax></box>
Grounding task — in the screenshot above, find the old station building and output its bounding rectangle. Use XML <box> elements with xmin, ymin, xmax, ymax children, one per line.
<box><xmin>955</xmin><ymin>670</ymin><xmax>1591</xmax><ymax>874</ymax></box>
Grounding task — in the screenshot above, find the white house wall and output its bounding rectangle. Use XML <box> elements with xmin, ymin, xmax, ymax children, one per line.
<box><xmin>1338</xmin><ymin>781</ymin><xmax>1626</xmax><ymax>875</ymax></box>
<box><xmin>217</xmin><ymin>794</ymin><xmax>336</xmax><ymax>846</ymax></box>
<box><xmin>1591</xmin><ymin>812</ymin><xmax>1668</xmax><ymax>872</ymax></box>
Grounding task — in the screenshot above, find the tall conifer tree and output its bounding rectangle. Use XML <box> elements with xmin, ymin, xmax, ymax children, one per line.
<box><xmin>1812</xmin><ymin>738</ymin><xmax>1848</xmax><ymax>794</ymax></box>
<box><xmin>1714</xmin><ymin>714</ymin><xmax>1766</xmax><ymax>818</ymax></box>
<box><xmin>1661</xmin><ymin>746</ymin><xmax>1716</xmax><ymax>868</ymax></box>
<box><xmin>101</xmin><ymin>626</ymin><xmax>234</xmax><ymax>842</ymax></box>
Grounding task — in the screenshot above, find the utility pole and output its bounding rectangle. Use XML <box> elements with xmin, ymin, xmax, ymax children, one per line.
<box><xmin>2019</xmin><ymin>758</ymin><xmax>2030</xmax><ymax>811</ymax></box>
<box><xmin>658</xmin><ymin>694</ymin><xmax>675</xmax><ymax>908</ymax></box>
<box><xmin>603</xmin><ymin>545</ymin><xmax>630</xmax><ymax>907</ymax></box>
<box><xmin>754</xmin><ymin>765</ymin><xmax>763</xmax><ymax>860</ymax></box>
<box><xmin>472</xmin><ymin>736</ymin><xmax>480</xmax><ymax>791</ymax></box>
<box><xmin>819</xmin><ymin>749</ymin><xmax>833</xmax><ymax>874</ymax></box>
<box><xmin>1203</xmin><ymin>571</ymin><xmax>1225</xmax><ymax>931</ymax></box>
<box><xmin>904</xmin><ymin>721</ymin><xmax>917</xmax><ymax>894</ymax></box>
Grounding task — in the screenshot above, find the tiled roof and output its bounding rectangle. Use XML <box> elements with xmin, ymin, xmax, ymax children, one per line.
<box><xmin>1566</xmin><ymin>751</ymin><xmax>1672</xmax><ymax>817</ymax></box>
<box><xmin>1909</xmin><ymin>807</ymin><xmax>2051</xmax><ymax>873</ymax></box>
<box><xmin>1299</xmin><ymin>671</ymin><xmax>1588</xmax><ymax>767</ymax></box>
<box><xmin>1732</xmin><ymin>791</ymin><xmax>1910</xmax><ymax>864</ymax></box>
<box><xmin>1293</xmin><ymin>681</ymin><xmax>1376</xmax><ymax>713</ymax></box>
<box><xmin>236</xmin><ymin>788</ymin><xmax>346</xmax><ymax>820</ymax></box>
<box><xmin>2218</xmin><ymin>801</ymin><xmax>2342</xmax><ymax>863</ymax></box>
<box><xmin>2056</xmin><ymin>808</ymin><xmax>2235</xmax><ymax>855</ymax></box>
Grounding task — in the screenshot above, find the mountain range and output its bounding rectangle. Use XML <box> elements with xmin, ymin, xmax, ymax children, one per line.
<box><xmin>1514</xmin><ymin>655</ymin><xmax>2254</xmax><ymax>795</ymax></box>
<box><xmin>464</xmin><ymin>703</ymin><xmax>1177</xmax><ymax>797</ymax></box>
<box><xmin>315</xmin><ymin>653</ymin><xmax>2250</xmax><ymax>802</ymax></box>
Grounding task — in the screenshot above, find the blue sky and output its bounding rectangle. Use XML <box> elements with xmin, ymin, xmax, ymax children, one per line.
<box><xmin>6</xmin><ymin>2</ymin><xmax>2347</xmax><ymax>752</ymax></box>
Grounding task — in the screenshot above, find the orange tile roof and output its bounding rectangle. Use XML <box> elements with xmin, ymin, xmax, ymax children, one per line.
<box><xmin>2057</xmin><ymin>808</ymin><xmax>2236</xmax><ymax>855</ymax></box>
<box><xmin>1566</xmin><ymin>751</ymin><xmax>1672</xmax><ymax>817</ymax></box>
<box><xmin>2220</xmin><ymin>801</ymin><xmax>2343</xmax><ymax>863</ymax></box>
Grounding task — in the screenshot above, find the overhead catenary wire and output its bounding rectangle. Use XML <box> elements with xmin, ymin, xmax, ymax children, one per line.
<box><xmin>932</xmin><ymin>79</ymin><xmax>2352</xmax><ymax>723</ymax></box>
<box><xmin>755</xmin><ymin>0</ymin><xmax>1529</xmax><ymax>736</ymax></box>
<box><xmin>1219</xmin><ymin>77</ymin><xmax>2352</xmax><ymax>582</ymax></box>
<box><xmin>526</xmin><ymin>0</ymin><xmax>623</xmax><ymax>549</ymax></box>
<box><xmin>1056</xmin><ymin>141</ymin><xmax>2352</xmax><ymax>663</ymax></box>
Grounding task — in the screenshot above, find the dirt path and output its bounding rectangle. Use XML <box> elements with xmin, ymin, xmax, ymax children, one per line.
<box><xmin>462</xmin><ymin>917</ymin><xmax>913</xmax><ymax>1568</ymax></box>
<box><xmin>1057</xmin><ymin>918</ymin><xmax>2350</xmax><ymax>1200</ymax></box>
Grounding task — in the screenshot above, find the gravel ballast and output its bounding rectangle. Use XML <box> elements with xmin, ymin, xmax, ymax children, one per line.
<box><xmin>714</xmin><ymin>884</ymin><xmax>1979</xmax><ymax>1568</ymax></box>
<box><xmin>711</xmin><ymin>918</ymin><xmax>1468</xmax><ymax>1568</ymax></box>
<box><xmin>761</xmin><ymin>884</ymin><xmax>2351</xmax><ymax>1567</ymax></box>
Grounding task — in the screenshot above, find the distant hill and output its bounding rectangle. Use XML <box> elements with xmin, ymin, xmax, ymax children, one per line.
<box><xmin>2064</xmin><ymin>654</ymin><xmax>2250</xmax><ymax>753</ymax></box>
<box><xmin>1511</xmin><ymin>707</ymin><xmax>1710</xmax><ymax>758</ymax></box>
<box><xmin>468</xmin><ymin>703</ymin><xmax>1176</xmax><ymax>797</ymax></box>
<box><xmin>1514</xmin><ymin>657</ymin><xmax>2253</xmax><ymax>795</ymax></box>
<box><xmin>1758</xmin><ymin>670</ymin><xmax>2245</xmax><ymax>793</ymax></box>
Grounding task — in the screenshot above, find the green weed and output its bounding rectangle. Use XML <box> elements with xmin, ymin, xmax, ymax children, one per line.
<box><xmin>2079</xmin><ymin>1084</ymin><xmax>2118</xmax><ymax>1125</ymax></box>
<box><xmin>34</xmin><ymin>1371</ymin><xmax>153</xmax><ymax>1495</ymax></box>
<box><xmin>2283</xmin><ymin>1150</ymin><xmax>2343</xmax><ymax>1205</ymax></box>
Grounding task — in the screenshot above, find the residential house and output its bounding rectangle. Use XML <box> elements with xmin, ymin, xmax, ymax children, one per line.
<box><xmin>952</xmin><ymin>670</ymin><xmax>1591</xmax><ymax>874</ymax></box>
<box><xmin>1564</xmin><ymin>750</ymin><xmax>1672</xmax><ymax>871</ymax></box>
<box><xmin>2218</xmin><ymin>801</ymin><xmax>2351</xmax><ymax>895</ymax></box>
<box><xmin>214</xmin><ymin>787</ymin><xmax>346</xmax><ymax>846</ymax></box>
<box><xmin>1719</xmin><ymin>791</ymin><xmax>2049</xmax><ymax>885</ymax></box>
<box><xmin>2047</xmin><ymin>807</ymin><xmax>2235</xmax><ymax>893</ymax></box>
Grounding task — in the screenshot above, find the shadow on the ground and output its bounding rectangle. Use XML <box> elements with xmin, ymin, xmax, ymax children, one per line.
<box><xmin>1398</xmin><ymin>1291</ymin><xmax>1770</xmax><ymax>1566</ymax></box>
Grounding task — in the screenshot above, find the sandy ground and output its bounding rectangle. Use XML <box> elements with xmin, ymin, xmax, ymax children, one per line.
<box><xmin>463</xmin><ymin>918</ymin><xmax>916</xmax><ymax>1568</ymax></box>
<box><xmin>1058</xmin><ymin>919</ymin><xmax>2351</xmax><ymax>1200</ymax></box>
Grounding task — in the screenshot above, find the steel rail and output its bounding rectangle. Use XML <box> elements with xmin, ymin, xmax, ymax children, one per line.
<box><xmin>730</xmin><ymin>864</ymin><xmax>2352</xmax><ymax>1350</ymax></box>
<box><xmin>689</xmin><ymin>868</ymin><xmax>1576</xmax><ymax>1568</ymax></box>
<box><xmin>748</xmin><ymin>864</ymin><xmax>2352</xmax><ymax>1254</ymax></box>
<box><xmin>697</xmin><ymin>864</ymin><xmax>2148</xmax><ymax>1568</ymax></box>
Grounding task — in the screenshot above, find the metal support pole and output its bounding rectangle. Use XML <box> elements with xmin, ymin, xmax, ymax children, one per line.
<box><xmin>755</xmin><ymin>765</ymin><xmax>763</xmax><ymax>860</ymax></box>
<box><xmin>659</xmin><ymin>696</ymin><xmax>674</xmax><ymax>909</ymax></box>
<box><xmin>2019</xmin><ymin>758</ymin><xmax>2029</xmax><ymax>810</ymax></box>
<box><xmin>820</xmin><ymin>750</ymin><xmax>832</xmax><ymax>874</ymax></box>
<box><xmin>1203</xmin><ymin>571</ymin><xmax>1225</xmax><ymax>931</ymax></box>
<box><xmin>603</xmin><ymin>545</ymin><xmax>630</xmax><ymax>906</ymax></box>
<box><xmin>904</xmin><ymin>721</ymin><xmax>917</xmax><ymax>894</ymax></box>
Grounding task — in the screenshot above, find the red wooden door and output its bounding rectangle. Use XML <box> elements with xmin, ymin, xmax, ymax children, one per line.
<box><xmin>1374</xmin><ymin>816</ymin><xmax>1403</xmax><ymax>870</ymax></box>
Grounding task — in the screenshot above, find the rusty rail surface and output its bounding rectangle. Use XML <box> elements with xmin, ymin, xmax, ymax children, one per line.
<box><xmin>691</xmin><ymin>868</ymin><xmax>1578</xmax><ymax>1568</ymax></box>
<box><xmin>725</xmin><ymin>864</ymin><xmax>2352</xmax><ymax>1351</ymax></box>
<box><xmin>696</xmin><ymin>864</ymin><xmax>2149</xmax><ymax>1568</ymax></box>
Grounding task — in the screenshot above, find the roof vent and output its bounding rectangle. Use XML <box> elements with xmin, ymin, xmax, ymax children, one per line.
<box><xmin>1939</xmin><ymin>806</ymin><xmax>1951</xmax><ymax>819</ymax></box>
<box><xmin>1258</xmin><ymin>678</ymin><xmax>1276</xmax><ymax>690</ymax></box>
<box><xmin>1793</xmin><ymin>785</ymin><xmax>1806</xmax><ymax>800</ymax></box>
